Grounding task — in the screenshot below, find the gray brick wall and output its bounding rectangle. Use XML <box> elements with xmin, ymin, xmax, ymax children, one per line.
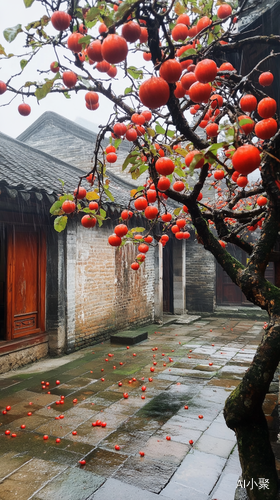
<box><xmin>185</xmin><ymin>237</ymin><xmax>216</xmax><ymax>313</ymax></box>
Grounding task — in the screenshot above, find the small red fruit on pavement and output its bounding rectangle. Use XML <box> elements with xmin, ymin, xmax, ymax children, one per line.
<box><xmin>5</xmin><ymin>430</ymin><xmax>10</xmax><ymax>435</ymax></box>
<box><xmin>118</xmin><ymin>382</ymin><xmax>123</xmax><ymax>387</ymax></box>
<box><xmin>27</xmin><ymin>412</ymin><xmax>32</xmax><ymax>416</ymax></box>
<box><xmin>184</xmin><ymin>406</ymin><xmax>188</xmax><ymax>409</ymax></box>
<box><xmin>209</xmin><ymin>362</ymin><xmax>213</xmax><ymax>366</ymax></box>
<box><xmin>198</xmin><ymin>415</ymin><xmax>203</xmax><ymax>419</ymax></box>
<box><xmin>6</xmin><ymin>406</ymin><xmax>11</xmax><ymax>411</ymax></box>
<box><xmin>73</xmin><ymin>399</ymin><xmax>78</xmax><ymax>403</ymax></box>
<box><xmin>115</xmin><ymin>445</ymin><xmax>120</xmax><ymax>450</ymax></box>
<box><xmin>79</xmin><ymin>460</ymin><xmax>86</xmax><ymax>465</ymax></box>
<box><xmin>43</xmin><ymin>435</ymin><xmax>49</xmax><ymax>440</ymax></box>
<box><xmin>139</xmin><ymin>451</ymin><xmax>145</xmax><ymax>457</ymax></box>
<box><xmin>189</xmin><ymin>439</ymin><xmax>193</xmax><ymax>445</ymax></box>
<box><xmin>150</xmin><ymin>367</ymin><xmax>155</xmax><ymax>372</ymax></box>
<box><xmin>72</xmin><ymin>431</ymin><xmax>77</xmax><ymax>435</ymax></box>
<box><xmin>166</xmin><ymin>436</ymin><xmax>171</xmax><ymax>441</ymax></box>
<box><xmin>141</xmin><ymin>386</ymin><xmax>146</xmax><ymax>391</ymax></box>
<box><xmin>123</xmin><ymin>393</ymin><xmax>129</xmax><ymax>399</ymax></box>
<box><xmin>56</xmin><ymin>438</ymin><xmax>61</xmax><ymax>443</ymax></box>
<box><xmin>148</xmin><ymin>377</ymin><xmax>153</xmax><ymax>382</ymax></box>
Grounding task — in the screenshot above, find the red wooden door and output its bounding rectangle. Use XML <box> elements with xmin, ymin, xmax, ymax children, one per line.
<box><xmin>6</xmin><ymin>227</ymin><xmax>46</xmax><ymax>340</ymax></box>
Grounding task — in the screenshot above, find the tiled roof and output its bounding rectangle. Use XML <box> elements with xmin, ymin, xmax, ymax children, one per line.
<box><xmin>0</xmin><ymin>131</ymin><xmax>131</xmax><ymax>206</ymax></box>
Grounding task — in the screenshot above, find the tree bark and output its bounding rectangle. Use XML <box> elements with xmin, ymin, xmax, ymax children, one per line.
<box><xmin>224</xmin><ymin>321</ymin><xmax>280</xmax><ymax>499</ymax></box>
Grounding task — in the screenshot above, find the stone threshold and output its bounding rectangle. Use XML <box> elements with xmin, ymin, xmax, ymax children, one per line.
<box><xmin>0</xmin><ymin>332</ymin><xmax>48</xmax><ymax>356</ymax></box>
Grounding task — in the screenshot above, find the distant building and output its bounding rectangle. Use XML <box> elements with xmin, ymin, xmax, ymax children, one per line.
<box><xmin>0</xmin><ymin>130</ymin><xmax>159</xmax><ymax>374</ymax></box>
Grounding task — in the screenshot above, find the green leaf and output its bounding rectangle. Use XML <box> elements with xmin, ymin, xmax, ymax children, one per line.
<box><xmin>174</xmin><ymin>1</ymin><xmax>185</xmax><ymax>15</ymax></box>
<box><xmin>115</xmin><ymin>0</ymin><xmax>135</xmax><ymax>20</ymax></box>
<box><xmin>105</xmin><ymin>189</ymin><xmax>114</xmax><ymax>202</ymax></box>
<box><xmin>174</xmin><ymin>167</ymin><xmax>185</xmax><ymax>177</ymax></box>
<box><xmin>139</xmin><ymin>164</ymin><xmax>148</xmax><ymax>175</ymax></box>
<box><xmin>207</xmin><ymin>142</ymin><xmax>226</xmax><ymax>153</ymax></box>
<box><xmin>239</xmin><ymin>118</ymin><xmax>253</xmax><ymax>126</ymax></box>
<box><xmin>20</xmin><ymin>59</ymin><xmax>28</xmax><ymax>70</ymax></box>
<box><xmin>175</xmin><ymin>148</ymin><xmax>187</xmax><ymax>157</ymax></box>
<box><xmin>50</xmin><ymin>200</ymin><xmax>63</xmax><ymax>215</ymax></box>
<box><xmin>189</xmin><ymin>153</ymin><xmax>204</xmax><ymax>170</ymax></box>
<box><xmin>207</xmin><ymin>32</ymin><xmax>215</xmax><ymax>45</ymax></box>
<box><xmin>130</xmin><ymin>227</ymin><xmax>145</xmax><ymax>233</ymax></box>
<box><xmin>79</xmin><ymin>77</ymin><xmax>92</xmax><ymax>89</ymax></box>
<box><xmin>173</xmin><ymin>207</ymin><xmax>181</xmax><ymax>216</ymax></box>
<box><xmin>103</xmin><ymin>14</ymin><xmax>114</xmax><ymax>28</ymax></box>
<box><xmin>114</xmin><ymin>138</ymin><xmax>122</xmax><ymax>149</ymax></box>
<box><xmin>35</xmin><ymin>80</ymin><xmax>53</xmax><ymax>101</ymax></box>
<box><xmin>155</xmin><ymin>124</ymin><xmax>165</xmax><ymax>135</ymax></box>
<box><xmin>147</xmin><ymin>127</ymin><xmax>155</xmax><ymax>137</ymax></box>
<box><xmin>63</xmin><ymin>91</ymin><xmax>71</xmax><ymax>99</ymax></box>
<box><xmin>0</xmin><ymin>44</ymin><xmax>6</xmax><ymax>56</ymax></box>
<box><xmin>100</xmin><ymin>208</ymin><xmax>106</xmax><ymax>218</ymax></box>
<box><xmin>179</xmin><ymin>48</ymin><xmax>197</xmax><ymax>59</ymax></box>
<box><xmin>167</xmin><ymin>130</ymin><xmax>175</xmax><ymax>138</ymax></box>
<box><xmin>124</xmin><ymin>86</ymin><xmax>133</xmax><ymax>95</ymax></box>
<box><xmin>58</xmin><ymin>178</ymin><xmax>65</xmax><ymax>187</ymax></box>
<box><xmin>23</xmin><ymin>0</ymin><xmax>35</xmax><ymax>6</ymax></box>
<box><xmin>54</xmin><ymin>215</ymin><xmax>68</xmax><ymax>232</ymax></box>
<box><xmin>78</xmin><ymin>35</ymin><xmax>92</xmax><ymax>45</ymax></box>
<box><xmin>127</xmin><ymin>66</ymin><xmax>143</xmax><ymax>80</ymax></box>
<box><xmin>122</xmin><ymin>152</ymin><xmax>139</xmax><ymax>170</ymax></box>
<box><xmin>4</xmin><ymin>24</ymin><xmax>22</xmax><ymax>43</ymax></box>
<box><xmin>85</xmin><ymin>7</ymin><xmax>100</xmax><ymax>22</ymax></box>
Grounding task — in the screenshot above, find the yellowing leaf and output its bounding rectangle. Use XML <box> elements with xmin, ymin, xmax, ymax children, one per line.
<box><xmin>86</xmin><ymin>191</ymin><xmax>99</xmax><ymax>200</ymax></box>
<box><xmin>130</xmin><ymin>189</ymin><xmax>137</xmax><ymax>197</ymax></box>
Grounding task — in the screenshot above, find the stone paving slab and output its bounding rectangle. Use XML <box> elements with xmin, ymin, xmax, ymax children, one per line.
<box><xmin>0</xmin><ymin>315</ymin><xmax>268</xmax><ymax>500</ymax></box>
<box><xmin>33</xmin><ymin>467</ymin><xmax>105</xmax><ymax>500</ymax></box>
<box><xmin>160</xmin><ymin>449</ymin><xmax>226</xmax><ymax>499</ymax></box>
<box><xmin>90</xmin><ymin>478</ymin><xmax>172</xmax><ymax>500</ymax></box>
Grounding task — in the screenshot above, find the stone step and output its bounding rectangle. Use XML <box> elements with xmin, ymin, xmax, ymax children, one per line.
<box><xmin>110</xmin><ymin>329</ymin><xmax>148</xmax><ymax>345</ymax></box>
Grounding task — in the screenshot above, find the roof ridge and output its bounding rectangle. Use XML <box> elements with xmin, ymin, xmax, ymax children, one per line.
<box><xmin>17</xmin><ymin>111</ymin><xmax>99</xmax><ymax>143</ymax></box>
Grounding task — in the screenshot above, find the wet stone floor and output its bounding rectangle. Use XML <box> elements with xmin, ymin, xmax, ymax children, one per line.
<box><xmin>0</xmin><ymin>316</ymin><xmax>273</xmax><ymax>500</ymax></box>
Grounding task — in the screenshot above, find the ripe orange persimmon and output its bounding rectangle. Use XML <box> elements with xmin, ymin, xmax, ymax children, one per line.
<box><xmin>139</xmin><ymin>77</ymin><xmax>170</xmax><ymax>109</ymax></box>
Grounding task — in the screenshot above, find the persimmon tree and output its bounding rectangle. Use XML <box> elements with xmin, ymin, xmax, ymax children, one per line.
<box><xmin>1</xmin><ymin>0</ymin><xmax>280</xmax><ymax>498</ymax></box>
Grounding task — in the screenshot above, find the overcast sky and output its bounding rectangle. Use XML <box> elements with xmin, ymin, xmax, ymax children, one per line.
<box><xmin>0</xmin><ymin>1</ymin><xmax>149</xmax><ymax>139</ymax></box>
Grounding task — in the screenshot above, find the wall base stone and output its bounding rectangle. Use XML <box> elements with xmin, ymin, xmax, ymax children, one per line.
<box><xmin>0</xmin><ymin>342</ymin><xmax>49</xmax><ymax>374</ymax></box>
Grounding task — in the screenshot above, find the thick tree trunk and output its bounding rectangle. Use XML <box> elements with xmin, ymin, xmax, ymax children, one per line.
<box><xmin>224</xmin><ymin>320</ymin><xmax>280</xmax><ymax>499</ymax></box>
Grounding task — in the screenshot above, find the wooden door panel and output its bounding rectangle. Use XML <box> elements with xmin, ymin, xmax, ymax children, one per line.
<box><xmin>6</xmin><ymin>227</ymin><xmax>46</xmax><ymax>340</ymax></box>
<box><xmin>14</xmin><ymin>232</ymin><xmax>38</xmax><ymax>317</ymax></box>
